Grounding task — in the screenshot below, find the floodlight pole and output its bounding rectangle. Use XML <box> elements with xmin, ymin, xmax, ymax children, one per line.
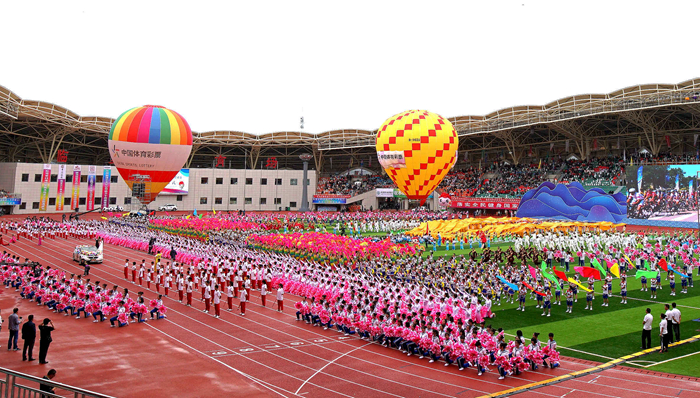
<box><xmin>299</xmin><ymin>153</ymin><xmax>312</xmax><ymax>212</ymax></box>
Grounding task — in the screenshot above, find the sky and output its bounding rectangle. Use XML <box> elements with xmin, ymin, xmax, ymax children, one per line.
<box><xmin>2</xmin><ymin>0</ymin><xmax>699</xmax><ymax>135</ymax></box>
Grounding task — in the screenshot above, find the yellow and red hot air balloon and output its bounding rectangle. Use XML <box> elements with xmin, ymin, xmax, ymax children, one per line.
<box><xmin>376</xmin><ymin>110</ymin><xmax>458</xmax><ymax>204</ymax></box>
<box><xmin>108</xmin><ymin>105</ymin><xmax>193</xmax><ymax>203</ymax></box>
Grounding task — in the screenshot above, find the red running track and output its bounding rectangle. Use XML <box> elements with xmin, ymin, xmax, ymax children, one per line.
<box><xmin>0</xmin><ymin>230</ymin><xmax>698</xmax><ymax>397</ymax></box>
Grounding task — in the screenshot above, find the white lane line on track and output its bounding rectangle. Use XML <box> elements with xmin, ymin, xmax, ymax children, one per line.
<box><xmin>294</xmin><ymin>342</ymin><xmax>372</xmax><ymax>395</ymax></box>
<box><xmin>144</xmin><ymin>323</ymin><xmax>295</xmax><ymax>398</ymax></box>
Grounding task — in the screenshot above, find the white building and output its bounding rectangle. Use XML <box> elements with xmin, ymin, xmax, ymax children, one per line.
<box><xmin>0</xmin><ymin>163</ymin><xmax>316</xmax><ymax>214</ymax></box>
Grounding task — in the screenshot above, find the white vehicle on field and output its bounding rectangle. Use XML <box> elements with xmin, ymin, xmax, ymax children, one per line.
<box><xmin>102</xmin><ymin>205</ymin><xmax>123</xmax><ymax>212</ymax></box>
<box><xmin>72</xmin><ymin>245</ymin><xmax>103</xmax><ymax>264</ymax></box>
<box><xmin>158</xmin><ymin>204</ymin><xmax>178</xmax><ymax>211</ymax></box>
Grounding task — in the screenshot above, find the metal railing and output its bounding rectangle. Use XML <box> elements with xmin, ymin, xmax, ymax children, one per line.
<box><xmin>0</xmin><ymin>367</ymin><xmax>113</xmax><ymax>398</ymax></box>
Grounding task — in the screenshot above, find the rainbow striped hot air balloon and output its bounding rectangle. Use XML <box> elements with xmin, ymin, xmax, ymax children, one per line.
<box><xmin>108</xmin><ymin>105</ymin><xmax>193</xmax><ymax>203</ymax></box>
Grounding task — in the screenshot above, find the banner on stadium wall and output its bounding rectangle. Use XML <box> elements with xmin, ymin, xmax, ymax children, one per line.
<box><xmin>39</xmin><ymin>164</ymin><xmax>51</xmax><ymax>212</ymax></box>
<box><xmin>450</xmin><ymin>197</ymin><xmax>520</xmax><ymax>210</ymax></box>
<box><xmin>376</xmin><ymin>188</ymin><xmax>394</xmax><ymax>198</ymax></box>
<box><xmin>71</xmin><ymin>165</ymin><xmax>81</xmax><ymax>210</ymax></box>
<box><xmin>86</xmin><ymin>165</ymin><xmax>96</xmax><ymax>211</ymax></box>
<box><xmin>312</xmin><ymin>195</ymin><xmax>348</xmax><ymax>205</ymax></box>
<box><xmin>55</xmin><ymin>164</ymin><xmax>66</xmax><ymax>211</ymax></box>
<box><xmin>101</xmin><ymin>166</ymin><xmax>111</xmax><ymax>209</ymax></box>
<box><xmin>637</xmin><ymin>166</ymin><xmax>643</xmax><ymax>191</ymax></box>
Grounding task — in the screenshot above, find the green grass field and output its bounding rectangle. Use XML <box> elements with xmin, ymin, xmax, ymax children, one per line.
<box><xmin>319</xmin><ymin>228</ymin><xmax>700</xmax><ymax>376</ymax></box>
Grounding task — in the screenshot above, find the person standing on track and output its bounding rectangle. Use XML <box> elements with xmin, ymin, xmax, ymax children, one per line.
<box><xmin>213</xmin><ymin>285</ymin><xmax>221</xmax><ymax>319</ymax></box>
<box><xmin>226</xmin><ymin>283</ymin><xmax>234</xmax><ymax>311</ymax></box>
<box><xmin>642</xmin><ymin>308</ymin><xmax>653</xmax><ymax>349</ymax></box>
<box><xmin>276</xmin><ymin>284</ymin><xmax>284</xmax><ymax>312</ymax></box>
<box><xmin>20</xmin><ymin>314</ymin><xmax>35</xmax><ymax>361</ymax></box>
<box><xmin>238</xmin><ymin>286</ymin><xmax>247</xmax><ymax>316</ymax></box>
<box><xmin>38</xmin><ymin>318</ymin><xmax>54</xmax><ymax>364</ymax></box>
<box><xmin>186</xmin><ymin>277</ymin><xmax>193</xmax><ymax>307</ymax></box>
<box><xmin>7</xmin><ymin>308</ymin><xmax>21</xmax><ymax>351</ymax></box>
<box><xmin>260</xmin><ymin>281</ymin><xmax>267</xmax><ymax>307</ymax></box>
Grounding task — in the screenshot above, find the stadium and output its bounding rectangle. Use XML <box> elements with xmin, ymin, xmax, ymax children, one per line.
<box><xmin>1</xmin><ymin>2</ymin><xmax>700</xmax><ymax>398</ymax></box>
<box><xmin>0</xmin><ymin>75</ymin><xmax>698</xmax><ymax>397</ymax></box>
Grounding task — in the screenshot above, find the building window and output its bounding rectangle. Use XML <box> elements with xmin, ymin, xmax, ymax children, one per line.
<box><xmin>111</xmin><ymin>176</ymin><xmax>118</xmax><ymax>183</ymax></box>
<box><xmin>31</xmin><ymin>202</ymin><xmax>40</xmax><ymax>209</ymax></box>
<box><xmin>274</xmin><ymin>198</ymin><xmax>282</xmax><ymax>205</ymax></box>
<box><xmin>200</xmin><ymin>197</ymin><xmax>208</xmax><ymax>205</ymax></box>
<box><xmin>216</xmin><ymin>177</ymin><xmax>223</xmax><ymax>185</ymax></box>
<box><xmin>81</xmin><ymin>175</ymin><xmax>87</xmax><ymax>183</ymax></box>
<box><xmin>245</xmin><ymin>178</ymin><xmax>253</xmax><ymax>185</ymax></box>
<box><xmin>123</xmin><ymin>197</ymin><xmax>131</xmax><ymax>205</ymax></box>
<box><xmin>230</xmin><ymin>178</ymin><xmax>238</xmax><ymax>185</ymax></box>
<box><xmin>229</xmin><ymin>197</ymin><xmax>237</xmax><ymax>205</ymax></box>
<box><xmin>260</xmin><ymin>198</ymin><xmax>267</xmax><ymax>205</ymax></box>
<box><xmin>96</xmin><ymin>197</ymin><xmax>102</xmax><ymax>205</ymax></box>
<box><xmin>34</xmin><ymin>174</ymin><xmax>41</xmax><ymax>182</ymax></box>
<box><xmin>109</xmin><ymin>197</ymin><xmax>116</xmax><ymax>205</ymax></box>
<box><xmin>201</xmin><ymin>177</ymin><xmax>209</xmax><ymax>185</ymax></box>
<box><xmin>66</xmin><ymin>175</ymin><xmax>73</xmax><ymax>183</ymax></box>
<box><xmin>244</xmin><ymin>197</ymin><xmax>252</xmax><ymax>205</ymax></box>
<box><xmin>21</xmin><ymin>174</ymin><xmax>29</xmax><ymax>182</ymax></box>
<box><xmin>305</xmin><ymin>179</ymin><xmax>310</xmax><ymax>186</ymax></box>
<box><xmin>19</xmin><ymin>202</ymin><xmax>26</xmax><ymax>210</ymax></box>
<box><xmin>79</xmin><ymin>197</ymin><xmax>87</xmax><ymax>206</ymax></box>
<box><xmin>290</xmin><ymin>179</ymin><xmax>298</xmax><ymax>186</ymax></box>
<box><xmin>215</xmin><ymin>197</ymin><xmax>223</xmax><ymax>205</ymax></box>
<box><xmin>64</xmin><ymin>198</ymin><xmax>71</xmax><ymax>206</ymax></box>
<box><xmin>49</xmin><ymin>198</ymin><xmax>56</xmax><ymax>206</ymax></box>
<box><xmin>275</xmin><ymin>178</ymin><xmax>282</xmax><ymax>186</ymax></box>
<box><xmin>50</xmin><ymin>174</ymin><xmax>57</xmax><ymax>183</ymax></box>
<box><xmin>176</xmin><ymin>195</ymin><xmax>183</xmax><ymax>202</ymax></box>
<box><xmin>96</xmin><ymin>175</ymin><xmax>103</xmax><ymax>183</ymax></box>
<box><xmin>260</xmin><ymin>178</ymin><xmax>267</xmax><ymax>185</ymax></box>
<box><xmin>289</xmin><ymin>201</ymin><xmax>297</xmax><ymax>208</ymax></box>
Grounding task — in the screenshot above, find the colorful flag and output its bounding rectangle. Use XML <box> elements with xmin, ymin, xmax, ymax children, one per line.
<box><xmin>39</xmin><ymin>164</ymin><xmax>51</xmax><ymax>212</ymax></box>
<box><xmin>56</xmin><ymin>164</ymin><xmax>66</xmax><ymax>211</ymax></box>
<box><xmin>540</xmin><ymin>262</ymin><xmax>560</xmax><ymax>287</ymax></box>
<box><xmin>568</xmin><ymin>277</ymin><xmax>592</xmax><ymax>292</ymax></box>
<box><xmin>522</xmin><ymin>281</ymin><xmax>546</xmax><ymax>296</ymax></box>
<box><xmin>658</xmin><ymin>258</ymin><xmax>668</xmax><ymax>272</ymax></box>
<box><xmin>71</xmin><ymin>165</ymin><xmax>81</xmax><ymax>210</ymax></box>
<box><xmin>101</xmin><ymin>166</ymin><xmax>111</xmax><ymax>211</ymax></box>
<box><xmin>574</xmin><ymin>266</ymin><xmax>601</xmax><ymax>280</ymax></box>
<box><xmin>591</xmin><ymin>258</ymin><xmax>608</xmax><ymax>277</ymax></box>
<box><xmin>635</xmin><ymin>270</ymin><xmax>657</xmax><ymax>279</ymax></box>
<box><xmin>669</xmin><ymin>266</ymin><xmax>689</xmax><ymax>278</ymax></box>
<box><xmin>552</xmin><ymin>266</ymin><xmax>568</xmax><ymax>281</ymax></box>
<box><xmin>496</xmin><ymin>275</ymin><xmax>518</xmax><ymax>291</ymax></box>
<box><xmin>528</xmin><ymin>265</ymin><xmax>538</xmax><ymax>280</ymax></box>
<box><xmin>86</xmin><ymin>166</ymin><xmax>96</xmax><ymax>211</ymax></box>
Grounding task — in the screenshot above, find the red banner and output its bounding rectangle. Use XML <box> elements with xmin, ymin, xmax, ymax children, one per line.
<box><xmin>450</xmin><ymin>197</ymin><xmax>520</xmax><ymax>210</ymax></box>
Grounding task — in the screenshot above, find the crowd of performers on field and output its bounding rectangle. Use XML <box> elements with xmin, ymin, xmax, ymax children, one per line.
<box><xmin>0</xmin><ymin>252</ymin><xmax>167</xmax><ymax>328</ymax></box>
<box><xmin>2</xmin><ymin>216</ymin><xmax>699</xmax><ymax>379</ymax></box>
